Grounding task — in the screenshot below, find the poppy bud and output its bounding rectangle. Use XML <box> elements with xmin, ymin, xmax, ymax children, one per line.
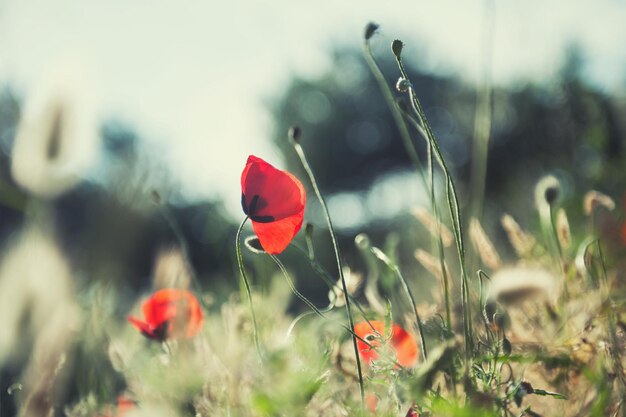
<box><xmin>534</xmin><ymin>175</ymin><xmax>561</xmax><ymax>214</ymax></box>
<box><xmin>396</xmin><ymin>77</ymin><xmax>411</xmax><ymax>92</ymax></box>
<box><xmin>364</xmin><ymin>22</ymin><xmax>379</xmax><ymax>40</ymax></box>
<box><xmin>288</xmin><ymin>125</ymin><xmax>302</xmax><ymax>143</ymax></box>
<box><xmin>354</xmin><ymin>233</ymin><xmax>371</xmax><ymax>249</ymax></box>
<box><xmin>391</xmin><ymin>40</ymin><xmax>404</xmax><ymax>58</ymax></box>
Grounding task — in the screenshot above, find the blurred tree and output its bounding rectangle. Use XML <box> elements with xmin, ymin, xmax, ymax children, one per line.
<box><xmin>270</xmin><ymin>44</ymin><xmax>626</xmax><ymax>226</ymax></box>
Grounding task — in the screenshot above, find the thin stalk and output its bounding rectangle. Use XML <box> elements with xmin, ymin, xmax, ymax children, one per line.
<box><xmin>270</xmin><ymin>254</ymin><xmax>397</xmax><ymax>366</ymax></box>
<box><xmin>394</xmin><ymin>52</ymin><xmax>473</xmax><ymax>359</ymax></box>
<box><xmin>403</xmin><ymin>111</ymin><xmax>454</xmax><ymax>332</ymax></box>
<box><xmin>370</xmin><ymin>246</ymin><xmax>428</xmax><ymax>360</ymax></box>
<box><xmin>291</xmin><ymin>242</ymin><xmax>372</xmax><ymax>321</ymax></box>
<box><xmin>291</xmin><ymin>140</ymin><xmax>365</xmax><ymax>408</ymax></box>
<box><xmin>364</xmin><ymin>36</ymin><xmax>452</xmax><ymax>332</ymax></box>
<box><xmin>469</xmin><ymin>0</ymin><xmax>495</xmax><ymax>220</ymax></box>
<box><xmin>157</xmin><ymin>204</ymin><xmax>208</xmax><ymax>306</ymax></box>
<box><xmin>235</xmin><ymin>217</ymin><xmax>263</xmax><ymax>361</ymax></box>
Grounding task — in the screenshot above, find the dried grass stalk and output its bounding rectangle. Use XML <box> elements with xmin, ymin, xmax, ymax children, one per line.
<box><xmin>411</xmin><ymin>207</ymin><xmax>454</xmax><ymax>248</ymax></box>
<box><xmin>469</xmin><ymin>217</ymin><xmax>501</xmax><ymax>270</ymax></box>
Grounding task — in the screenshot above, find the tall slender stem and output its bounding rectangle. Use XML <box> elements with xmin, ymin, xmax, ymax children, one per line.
<box><xmin>235</xmin><ymin>217</ymin><xmax>262</xmax><ymax>361</ymax></box>
<box><xmin>364</xmin><ymin>36</ymin><xmax>452</xmax><ymax>332</ymax></box>
<box><xmin>370</xmin><ymin>247</ymin><xmax>428</xmax><ymax>360</ymax></box>
<box><xmin>291</xmin><ymin>140</ymin><xmax>365</xmax><ymax>408</ymax></box>
<box><xmin>394</xmin><ymin>51</ymin><xmax>473</xmax><ymax>359</ymax></box>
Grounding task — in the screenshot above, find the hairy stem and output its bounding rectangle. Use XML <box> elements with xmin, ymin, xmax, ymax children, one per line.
<box><xmin>235</xmin><ymin>217</ymin><xmax>263</xmax><ymax>361</ymax></box>
<box><xmin>292</xmin><ymin>141</ymin><xmax>365</xmax><ymax>408</ymax></box>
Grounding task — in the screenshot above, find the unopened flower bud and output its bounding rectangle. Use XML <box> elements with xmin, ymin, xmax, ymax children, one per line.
<box><xmin>364</xmin><ymin>22</ymin><xmax>379</xmax><ymax>41</ymax></box>
<box><xmin>396</xmin><ymin>77</ymin><xmax>410</xmax><ymax>93</ymax></box>
<box><xmin>288</xmin><ymin>125</ymin><xmax>301</xmax><ymax>143</ymax></box>
<box><xmin>391</xmin><ymin>40</ymin><xmax>404</xmax><ymax>58</ymax></box>
<box><xmin>354</xmin><ymin>233</ymin><xmax>371</xmax><ymax>250</ymax></box>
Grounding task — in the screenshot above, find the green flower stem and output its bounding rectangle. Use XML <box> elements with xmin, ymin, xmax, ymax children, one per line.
<box><xmin>364</xmin><ymin>36</ymin><xmax>452</xmax><ymax>332</ymax></box>
<box><xmin>370</xmin><ymin>247</ymin><xmax>428</xmax><ymax>360</ymax></box>
<box><xmin>235</xmin><ymin>216</ymin><xmax>263</xmax><ymax>361</ymax></box>
<box><xmin>291</xmin><ymin>141</ymin><xmax>365</xmax><ymax>408</ymax></box>
<box><xmin>394</xmin><ymin>53</ymin><xmax>473</xmax><ymax>359</ymax></box>
<box><xmin>269</xmin><ymin>254</ymin><xmax>397</xmax><ymax>366</ymax></box>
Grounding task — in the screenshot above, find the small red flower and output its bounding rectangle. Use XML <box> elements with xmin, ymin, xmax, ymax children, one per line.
<box><xmin>240</xmin><ymin>155</ymin><xmax>306</xmax><ymax>254</ymax></box>
<box><xmin>100</xmin><ymin>395</ymin><xmax>136</xmax><ymax>417</ymax></box>
<box><xmin>354</xmin><ymin>320</ymin><xmax>419</xmax><ymax>368</ymax></box>
<box><xmin>127</xmin><ymin>289</ymin><xmax>203</xmax><ymax>341</ymax></box>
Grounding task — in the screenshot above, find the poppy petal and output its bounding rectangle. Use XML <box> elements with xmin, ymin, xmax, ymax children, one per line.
<box><xmin>130</xmin><ymin>289</ymin><xmax>203</xmax><ymax>340</ymax></box>
<box><xmin>127</xmin><ymin>316</ymin><xmax>153</xmax><ymax>337</ymax></box>
<box><xmin>353</xmin><ymin>320</ymin><xmax>419</xmax><ymax>367</ymax></box>
<box><xmin>142</xmin><ymin>289</ymin><xmax>180</xmax><ymax>325</ymax></box>
<box><xmin>241</xmin><ymin>156</ymin><xmax>305</xmax><ymax>220</ymax></box>
<box><xmin>390</xmin><ymin>324</ymin><xmax>419</xmax><ymax>367</ymax></box>
<box><xmin>251</xmin><ymin>211</ymin><xmax>304</xmax><ymax>255</ymax></box>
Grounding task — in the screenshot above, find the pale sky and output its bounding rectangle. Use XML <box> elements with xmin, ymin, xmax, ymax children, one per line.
<box><xmin>0</xmin><ymin>0</ymin><xmax>625</xmax><ymax>217</ymax></box>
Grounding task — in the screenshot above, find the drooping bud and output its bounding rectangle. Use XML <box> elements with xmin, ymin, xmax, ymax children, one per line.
<box><xmin>396</xmin><ymin>77</ymin><xmax>411</xmax><ymax>93</ymax></box>
<box><xmin>534</xmin><ymin>175</ymin><xmax>561</xmax><ymax>221</ymax></box>
<box><xmin>288</xmin><ymin>125</ymin><xmax>301</xmax><ymax>143</ymax></box>
<box><xmin>583</xmin><ymin>190</ymin><xmax>615</xmax><ymax>216</ymax></box>
<box><xmin>364</xmin><ymin>22</ymin><xmax>379</xmax><ymax>41</ymax></box>
<box><xmin>391</xmin><ymin>40</ymin><xmax>404</xmax><ymax>58</ymax></box>
<box><xmin>354</xmin><ymin>233</ymin><xmax>371</xmax><ymax>250</ymax></box>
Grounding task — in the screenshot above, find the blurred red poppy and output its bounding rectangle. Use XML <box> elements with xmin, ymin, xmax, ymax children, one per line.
<box><xmin>100</xmin><ymin>395</ymin><xmax>136</xmax><ymax>417</ymax></box>
<box><xmin>127</xmin><ymin>289</ymin><xmax>203</xmax><ymax>341</ymax></box>
<box><xmin>241</xmin><ymin>155</ymin><xmax>306</xmax><ymax>254</ymax></box>
<box><xmin>354</xmin><ymin>320</ymin><xmax>419</xmax><ymax>368</ymax></box>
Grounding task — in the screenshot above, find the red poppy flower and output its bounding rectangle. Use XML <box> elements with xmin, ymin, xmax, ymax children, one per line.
<box><xmin>354</xmin><ymin>320</ymin><xmax>419</xmax><ymax>368</ymax></box>
<box><xmin>100</xmin><ymin>395</ymin><xmax>136</xmax><ymax>417</ymax></box>
<box><xmin>240</xmin><ymin>155</ymin><xmax>306</xmax><ymax>254</ymax></box>
<box><xmin>127</xmin><ymin>289</ymin><xmax>203</xmax><ymax>341</ymax></box>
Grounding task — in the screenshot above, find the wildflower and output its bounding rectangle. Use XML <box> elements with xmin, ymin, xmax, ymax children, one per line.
<box><xmin>240</xmin><ymin>155</ymin><xmax>306</xmax><ymax>254</ymax></box>
<box><xmin>127</xmin><ymin>289</ymin><xmax>203</xmax><ymax>341</ymax></box>
<box><xmin>101</xmin><ymin>395</ymin><xmax>136</xmax><ymax>417</ymax></box>
<box><xmin>354</xmin><ymin>320</ymin><xmax>418</xmax><ymax>368</ymax></box>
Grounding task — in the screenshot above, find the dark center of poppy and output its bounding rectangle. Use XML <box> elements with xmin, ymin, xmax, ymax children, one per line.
<box><xmin>143</xmin><ymin>321</ymin><xmax>169</xmax><ymax>342</ymax></box>
<box><xmin>241</xmin><ymin>193</ymin><xmax>275</xmax><ymax>223</ymax></box>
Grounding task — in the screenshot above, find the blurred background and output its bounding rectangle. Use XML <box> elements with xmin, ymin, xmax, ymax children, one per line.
<box><xmin>0</xmin><ymin>0</ymin><xmax>624</xmax><ymax>290</ymax></box>
<box><xmin>1</xmin><ymin>0</ymin><xmax>626</xmax><ymax>415</ymax></box>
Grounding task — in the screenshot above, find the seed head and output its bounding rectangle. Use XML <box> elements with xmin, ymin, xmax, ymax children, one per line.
<box><xmin>391</xmin><ymin>40</ymin><xmax>404</xmax><ymax>58</ymax></box>
<box><xmin>364</xmin><ymin>22</ymin><xmax>379</xmax><ymax>41</ymax></box>
<box><xmin>288</xmin><ymin>125</ymin><xmax>301</xmax><ymax>143</ymax></box>
<box><xmin>396</xmin><ymin>77</ymin><xmax>411</xmax><ymax>93</ymax></box>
